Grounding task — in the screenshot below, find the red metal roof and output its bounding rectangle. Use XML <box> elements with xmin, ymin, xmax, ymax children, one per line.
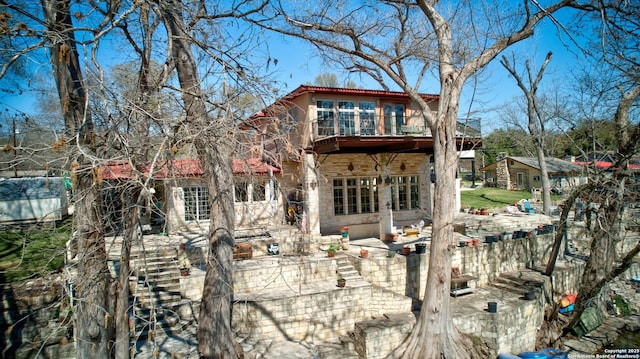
<box><xmin>245</xmin><ymin>85</ymin><xmax>439</xmax><ymax>125</ymax></box>
<box><xmin>102</xmin><ymin>158</ymin><xmax>280</xmax><ymax>180</ymax></box>
<box><xmin>573</xmin><ymin>161</ymin><xmax>640</xmax><ymax>170</ymax></box>
<box><xmin>285</xmin><ymin>85</ymin><xmax>439</xmax><ymax>101</ymax></box>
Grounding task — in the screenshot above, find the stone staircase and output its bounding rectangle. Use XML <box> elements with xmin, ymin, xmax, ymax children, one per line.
<box><xmin>336</xmin><ymin>255</ymin><xmax>365</xmax><ymax>283</ymax></box>
<box><xmin>487</xmin><ymin>270</ymin><xmax>546</xmax><ymax>299</ymax></box>
<box><xmin>123</xmin><ymin>248</ymin><xmax>195</xmax><ymax>342</ymax></box>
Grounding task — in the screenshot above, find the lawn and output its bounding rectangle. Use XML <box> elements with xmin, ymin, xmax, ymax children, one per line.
<box><xmin>460</xmin><ymin>187</ymin><xmax>533</xmax><ymax>210</ymax></box>
<box><xmin>0</xmin><ymin>219</ymin><xmax>72</xmax><ymax>284</ymax></box>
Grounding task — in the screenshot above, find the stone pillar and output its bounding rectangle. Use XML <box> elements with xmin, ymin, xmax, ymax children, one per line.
<box><xmin>167</xmin><ymin>186</ymin><xmax>185</xmax><ymax>234</ymax></box>
<box><xmin>303</xmin><ymin>153</ymin><xmax>320</xmax><ymax>236</ymax></box>
<box><xmin>379</xmin><ymin>154</ymin><xmax>394</xmax><ymax>240</ymax></box>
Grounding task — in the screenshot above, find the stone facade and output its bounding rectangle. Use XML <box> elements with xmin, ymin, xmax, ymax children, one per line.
<box><xmin>1</xmin><ymin>277</ymin><xmax>75</xmax><ymax>359</ymax></box>
<box><xmin>231</xmin><ymin>255</ymin><xmax>412</xmax><ymax>343</ymax></box>
<box><xmin>313</xmin><ymin>153</ymin><xmax>434</xmax><ymax>239</ymax></box>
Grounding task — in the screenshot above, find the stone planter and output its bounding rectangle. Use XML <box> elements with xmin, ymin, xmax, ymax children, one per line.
<box><xmin>385</xmin><ymin>233</ymin><xmax>399</xmax><ymax>242</ymax></box>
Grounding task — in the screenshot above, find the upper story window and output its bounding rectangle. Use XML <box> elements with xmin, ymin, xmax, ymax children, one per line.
<box><xmin>359</xmin><ymin>102</ymin><xmax>376</xmax><ymax>135</ymax></box>
<box><xmin>317</xmin><ymin>100</ymin><xmax>335</xmax><ymax>136</ymax></box>
<box><xmin>338</xmin><ymin>101</ymin><xmax>355</xmax><ymax>135</ymax></box>
<box><xmin>383</xmin><ymin>103</ymin><xmax>405</xmax><ymax>135</ymax></box>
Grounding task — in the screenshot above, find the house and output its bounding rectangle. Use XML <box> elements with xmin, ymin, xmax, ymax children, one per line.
<box><xmin>0</xmin><ymin>177</ymin><xmax>69</xmax><ymax>223</ymax></box>
<box><xmin>101</xmin><ymin>158</ymin><xmax>280</xmax><ymax>234</ymax></box>
<box><xmin>482</xmin><ymin>155</ymin><xmax>584</xmax><ymax>191</ymax></box>
<box><xmin>248</xmin><ymin>85</ymin><xmax>482</xmax><ymax>239</ymax></box>
<box><xmin>100</xmin><ymin>85</ymin><xmax>481</xmax><ymax>240</ymax></box>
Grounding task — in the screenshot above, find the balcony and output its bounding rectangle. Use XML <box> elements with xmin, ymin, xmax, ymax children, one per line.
<box><xmin>313</xmin><ymin>120</ymin><xmax>431</xmax><ymax>139</ymax></box>
<box><xmin>311</xmin><ymin>117</ymin><xmax>481</xmax><ymax>155</ymax></box>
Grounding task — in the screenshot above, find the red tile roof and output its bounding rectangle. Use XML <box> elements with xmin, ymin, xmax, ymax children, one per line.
<box><xmin>102</xmin><ymin>158</ymin><xmax>279</xmax><ymax>180</ymax></box>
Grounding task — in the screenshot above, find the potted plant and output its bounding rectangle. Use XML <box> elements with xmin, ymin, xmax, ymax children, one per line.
<box><xmin>178</xmin><ymin>243</ymin><xmax>191</xmax><ymax>276</ymax></box>
<box><xmin>402</xmin><ymin>246</ymin><xmax>411</xmax><ymax>256</ymax></box>
<box><xmin>340</xmin><ymin>227</ymin><xmax>350</xmax><ymax>250</ymax></box>
<box><xmin>337</xmin><ymin>274</ymin><xmax>346</xmax><ymax>288</ymax></box>
<box><xmin>327</xmin><ymin>243</ymin><xmax>341</xmax><ymax>258</ymax></box>
<box><xmin>415</xmin><ymin>241</ymin><xmax>427</xmax><ymax>254</ymax></box>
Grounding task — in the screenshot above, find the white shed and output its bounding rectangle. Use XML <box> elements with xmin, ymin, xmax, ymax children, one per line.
<box><xmin>0</xmin><ymin>177</ymin><xmax>69</xmax><ymax>223</ymax></box>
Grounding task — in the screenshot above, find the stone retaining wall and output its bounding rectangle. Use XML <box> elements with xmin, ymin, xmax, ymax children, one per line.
<box><xmin>354</xmin><ymin>312</ymin><xmax>416</xmax><ymax>359</ymax></box>
<box><xmin>1</xmin><ymin>277</ymin><xmax>75</xmax><ymax>359</ymax></box>
<box><xmin>230</xmin><ymin>255</ymin><xmax>413</xmax><ymax>343</ymax></box>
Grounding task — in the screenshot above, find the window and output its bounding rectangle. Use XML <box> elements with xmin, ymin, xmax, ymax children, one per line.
<box><xmin>389</xmin><ymin>175</ymin><xmax>420</xmax><ymax>211</ymax></box>
<box><xmin>398</xmin><ymin>176</ymin><xmax>408</xmax><ymax>210</ymax></box>
<box><xmin>333</xmin><ymin>176</ymin><xmax>385</xmax><ymax>215</ymax></box>
<box><xmin>338</xmin><ymin>101</ymin><xmax>355</xmax><ymax>135</ymax></box>
<box><xmin>235</xmin><ymin>179</ymin><xmax>268</xmax><ymax>202</ymax></box>
<box><xmin>317</xmin><ymin>100</ymin><xmax>335</xmax><ymax>136</ymax></box>
<box><xmin>183</xmin><ymin>187</ymin><xmax>210</xmax><ymax>221</ymax></box>
<box><xmin>383</xmin><ymin>103</ymin><xmax>405</xmax><ymax>135</ymax></box>
<box><xmin>253</xmin><ymin>181</ymin><xmax>266</xmax><ymax>201</ymax></box>
<box><xmin>235</xmin><ymin>182</ymin><xmax>248</xmax><ymax>202</ymax></box>
<box><xmin>333</xmin><ymin>179</ymin><xmax>344</xmax><ymax>215</ymax></box>
<box><xmin>358</xmin><ymin>102</ymin><xmax>376</xmax><ymax>135</ymax></box>
<box><xmin>360</xmin><ymin>178</ymin><xmax>372</xmax><ymax>212</ymax></box>
<box><xmin>346</xmin><ymin>178</ymin><xmax>358</xmax><ymax>214</ymax></box>
<box><xmin>410</xmin><ymin>176</ymin><xmax>420</xmax><ymax>209</ymax></box>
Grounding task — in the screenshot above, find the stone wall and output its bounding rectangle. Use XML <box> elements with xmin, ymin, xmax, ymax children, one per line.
<box><xmin>315</xmin><ymin>153</ymin><xmax>431</xmax><ymax>237</ymax></box>
<box><xmin>350</xmin><ymin>253</ymin><xmax>407</xmax><ymax>294</ymax></box>
<box><xmin>452</xmin><ymin>299</ymin><xmax>544</xmax><ymax>355</ymax></box>
<box><xmin>354</xmin><ymin>312</ymin><xmax>416</xmax><ymax>359</ymax></box>
<box><xmin>230</xmin><ymin>253</ymin><xmax>413</xmax><ymax>343</ymax></box>
<box><xmin>452</xmin><ymin>234</ymin><xmax>555</xmax><ymax>288</ymax></box>
<box><xmin>1</xmin><ymin>277</ymin><xmax>75</xmax><ymax>359</ymax></box>
<box><xmin>234</xmin><ymin>256</ymin><xmax>336</xmax><ymax>294</ymax></box>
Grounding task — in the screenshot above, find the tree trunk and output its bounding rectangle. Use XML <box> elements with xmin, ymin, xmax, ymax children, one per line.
<box><xmin>158</xmin><ymin>0</ymin><xmax>241</xmax><ymax>356</ymax></box>
<box><xmin>41</xmin><ymin>0</ymin><xmax>113</xmax><ymax>357</ymax></box>
<box><xmin>534</xmin><ymin>144</ymin><xmax>552</xmax><ymax>214</ymax></box>
<box><xmin>115</xmin><ymin>195</ymin><xmax>138</xmax><ymax>359</ymax></box>
<box><xmin>391</xmin><ymin>87</ymin><xmax>473</xmax><ymax>358</ymax></box>
<box><xmin>196</xmin><ymin>139</ymin><xmax>241</xmax><ymax>358</ymax></box>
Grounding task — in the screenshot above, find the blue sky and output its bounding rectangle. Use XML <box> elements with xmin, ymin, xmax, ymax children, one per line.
<box><xmin>1</xmin><ymin>9</ymin><xmax>583</xmax><ymax>136</ymax></box>
<box><xmin>263</xmin><ymin>13</ymin><xmax>583</xmax><ymax>134</ymax></box>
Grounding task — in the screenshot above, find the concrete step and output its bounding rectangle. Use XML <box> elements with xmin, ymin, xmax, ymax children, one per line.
<box><xmin>133</xmin><ymin>291</ymin><xmax>182</xmax><ymax>306</ymax></box>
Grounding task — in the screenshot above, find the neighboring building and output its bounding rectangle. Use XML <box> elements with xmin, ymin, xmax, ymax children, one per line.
<box><xmin>482</xmin><ymin>155</ymin><xmax>584</xmax><ymax>191</ymax></box>
<box><xmin>0</xmin><ymin>177</ymin><xmax>69</xmax><ymax>223</ymax></box>
<box><xmin>249</xmin><ymin>85</ymin><xmax>481</xmax><ymax>239</ymax></box>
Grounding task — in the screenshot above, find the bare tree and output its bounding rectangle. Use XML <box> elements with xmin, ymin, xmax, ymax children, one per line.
<box><xmin>540</xmin><ymin>0</ymin><xmax>640</xmax><ymax>348</ymax></box>
<box><xmin>155</xmin><ymin>0</ymin><xmax>272</xmax><ymax>356</ymax></box>
<box><xmin>249</xmin><ymin>0</ymin><xmax>574</xmax><ymax>356</ymax></box>
<box><xmin>39</xmin><ymin>0</ymin><xmax>114</xmax><ymax>357</ymax></box>
<box><xmin>501</xmin><ymin>52</ymin><xmax>554</xmax><ymax>214</ymax></box>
